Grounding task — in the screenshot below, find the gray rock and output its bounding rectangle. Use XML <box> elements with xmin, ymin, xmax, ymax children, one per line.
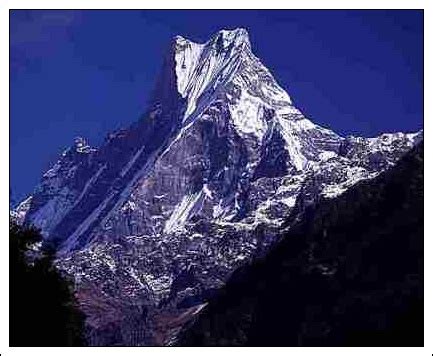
<box><xmin>15</xmin><ymin>28</ymin><xmax>422</xmax><ymax>345</ymax></box>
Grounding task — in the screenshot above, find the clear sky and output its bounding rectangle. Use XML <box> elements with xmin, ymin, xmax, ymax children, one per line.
<box><xmin>10</xmin><ymin>10</ymin><xmax>423</xmax><ymax>202</ymax></box>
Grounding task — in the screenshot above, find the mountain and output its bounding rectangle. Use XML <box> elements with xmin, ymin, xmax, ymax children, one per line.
<box><xmin>13</xmin><ymin>28</ymin><xmax>422</xmax><ymax>345</ymax></box>
<box><xmin>179</xmin><ymin>142</ymin><xmax>424</xmax><ymax>346</ymax></box>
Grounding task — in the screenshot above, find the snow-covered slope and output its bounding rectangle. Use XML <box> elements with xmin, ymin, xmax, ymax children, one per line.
<box><xmin>14</xmin><ymin>28</ymin><xmax>422</xmax><ymax>346</ymax></box>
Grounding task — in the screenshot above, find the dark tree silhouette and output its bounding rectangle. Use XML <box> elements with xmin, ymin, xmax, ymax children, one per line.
<box><xmin>10</xmin><ymin>221</ymin><xmax>86</xmax><ymax>346</ymax></box>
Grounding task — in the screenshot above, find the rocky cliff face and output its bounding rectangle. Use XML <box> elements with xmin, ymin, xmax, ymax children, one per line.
<box><xmin>15</xmin><ymin>28</ymin><xmax>422</xmax><ymax>345</ymax></box>
<box><xmin>179</xmin><ymin>142</ymin><xmax>424</xmax><ymax>346</ymax></box>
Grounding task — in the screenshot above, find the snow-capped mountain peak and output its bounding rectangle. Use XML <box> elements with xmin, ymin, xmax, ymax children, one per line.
<box><xmin>14</xmin><ymin>28</ymin><xmax>422</xmax><ymax>346</ymax></box>
<box><xmin>208</xmin><ymin>27</ymin><xmax>251</xmax><ymax>49</ymax></box>
<box><xmin>174</xmin><ymin>28</ymin><xmax>295</xmax><ymax>124</ymax></box>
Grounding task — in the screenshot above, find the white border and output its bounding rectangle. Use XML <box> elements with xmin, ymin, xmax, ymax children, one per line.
<box><xmin>1</xmin><ymin>2</ymin><xmax>430</xmax><ymax>356</ymax></box>
<box><xmin>0</xmin><ymin>0</ymin><xmax>430</xmax><ymax>9</ymax></box>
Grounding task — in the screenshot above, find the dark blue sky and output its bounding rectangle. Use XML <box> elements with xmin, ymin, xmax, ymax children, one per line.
<box><xmin>10</xmin><ymin>10</ymin><xmax>423</xmax><ymax>202</ymax></box>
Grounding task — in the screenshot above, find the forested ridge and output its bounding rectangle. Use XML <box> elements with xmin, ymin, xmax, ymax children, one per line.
<box><xmin>180</xmin><ymin>142</ymin><xmax>424</xmax><ymax>346</ymax></box>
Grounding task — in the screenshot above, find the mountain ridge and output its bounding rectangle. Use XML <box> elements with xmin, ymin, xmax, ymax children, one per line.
<box><xmin>12</xmin><ymin>28</ymin><xmax>422</xmax><ymax>345</ymax></box>
<box><xmin>179</xmin><ymin>141</ymin><xmax>424</xmax><ymax>346</ymax></box>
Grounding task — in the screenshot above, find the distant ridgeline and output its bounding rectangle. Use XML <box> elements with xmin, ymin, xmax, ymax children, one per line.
<box><xmin>179</xmin><ymin>142</ymin><xmax>424</xmax><ymax>346</ymax></box>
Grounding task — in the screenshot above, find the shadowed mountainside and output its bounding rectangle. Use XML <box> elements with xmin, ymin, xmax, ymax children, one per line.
<box><xmin>179</xmin><ymin>142</ymin><xmax>424</xmax><ymax>346</ymax></box>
